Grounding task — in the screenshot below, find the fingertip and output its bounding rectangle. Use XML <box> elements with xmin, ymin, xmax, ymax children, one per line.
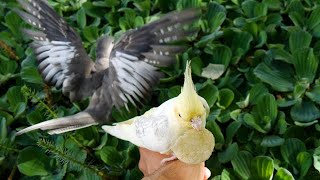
<box><xmin>204</xmin><ymin>167</ymin><xmax>211</xmax><ymax>180</ymax></box>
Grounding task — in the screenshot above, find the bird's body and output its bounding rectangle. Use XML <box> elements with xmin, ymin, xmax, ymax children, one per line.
<box><xmin>15</xmin><ymin>0</ymin><xmax>200</xmax><ymax>135</ymax></box>
<box><xmin>104</xmin><ymin>98</ymin><xmax>183</xmax><ymax>153</ymax></box>
<box><xmin>103</xmin><ymin>62</ymin><xmax>215</xmax><ymax>164</ymax></box>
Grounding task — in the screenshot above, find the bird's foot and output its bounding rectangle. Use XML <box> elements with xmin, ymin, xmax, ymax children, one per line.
<box><xmin>160</xmin><ymin>154</ymin><xmax>177</xmax><ymax>165</ymax></box>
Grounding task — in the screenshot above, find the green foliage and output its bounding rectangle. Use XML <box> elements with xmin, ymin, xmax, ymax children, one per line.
<box><xmin>1</xmin><ymin>0</ymin><xmax>320</xmax><ymax>179</ymax></box>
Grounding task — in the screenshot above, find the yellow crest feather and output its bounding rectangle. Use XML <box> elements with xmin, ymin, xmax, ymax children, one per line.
<box><xmin>177</xmin><ymin>61</ymin><xmax>205</xmax><ymax>120</ymax></box>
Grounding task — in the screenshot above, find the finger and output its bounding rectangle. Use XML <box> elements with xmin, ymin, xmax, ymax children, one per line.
<box><xmin>204</xmin><ymin>167</ymin><xmax>211</xmax><ymax>180</ymax></box>
<box><xmin>138</xmin><ymin>147</ymin><xmax>172</xmax><ymax>176</ymax></box>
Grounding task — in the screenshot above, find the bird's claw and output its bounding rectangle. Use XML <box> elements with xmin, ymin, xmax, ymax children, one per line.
<box><xmin>160</xmin><ymin>154</ymin><xmax>177</xmax><ymax>165</ymax></box>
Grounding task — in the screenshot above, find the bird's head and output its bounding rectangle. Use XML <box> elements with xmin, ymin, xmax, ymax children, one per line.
<box><xmin>94</xmin><ymin>35</ymin><xmax>114</xmax><ymax>71</ymax></box>
<box><xmin>174</xmin><ymin>61</ymin><xmax>210</xmax><ymax>131</ymax></box>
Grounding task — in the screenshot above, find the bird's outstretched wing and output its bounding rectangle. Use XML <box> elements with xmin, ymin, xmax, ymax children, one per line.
<box><xmin>15</xmin><ymin>0</ymin><xmax>101</xmax><ymax>102</ymax></box>
<box><xmin>16</xmin><ymin>1</ymin><xmax>200</xmax><ymax>135</ymax></box>
<box><xmin>108</xmin><ymin>8</ymin><xmax>200</xmax><ymax>108</ymax></box>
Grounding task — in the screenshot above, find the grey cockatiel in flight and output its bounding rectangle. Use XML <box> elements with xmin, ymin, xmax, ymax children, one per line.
<box><xmin>15</xmin><ymin>0</ymin><xmax>200</xmax><ymax>135</ymax></box>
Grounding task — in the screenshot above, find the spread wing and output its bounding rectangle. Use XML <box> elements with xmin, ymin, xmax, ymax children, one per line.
<box><xmin>15</xmin><ymin>0</ymin><xmax>98</xmax><ymax>101</ymax></box>
<box><xmin>108</xmin><ymin>8</ymin><xmax>200</xmax><ymax>108</ymax></box>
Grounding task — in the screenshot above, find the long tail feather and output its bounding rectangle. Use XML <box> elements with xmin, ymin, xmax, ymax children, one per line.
<box><xmin>16</xmin><ymin>112</ymin><xmax>97</xmax><ymax>135</ymax></box>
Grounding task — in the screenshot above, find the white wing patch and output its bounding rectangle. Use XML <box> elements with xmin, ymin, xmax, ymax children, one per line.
<box><xmin>134</xmin><ymin>115</ymin><xmax>170</xmax><ymax>152</ymax></box>
<box><xmin>33</xmin><ymin>41</ymin><xmax>76</xmax><ymax>87</ymax></box>
<box><xmin>110</xmin><ymin>51</ymin><xmax>160</xmax><ymax>108</ymax></box>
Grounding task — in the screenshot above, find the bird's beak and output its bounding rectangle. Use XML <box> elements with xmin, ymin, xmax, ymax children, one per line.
<box><xmin>191</xmin><ymin>116</ymin><xmax>202</xmax><ymax>131</ymax></box>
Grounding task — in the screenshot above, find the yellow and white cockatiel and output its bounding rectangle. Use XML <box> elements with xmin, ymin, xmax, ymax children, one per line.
<box><xmin>103</xmin><ymin>62</ymin><xmax>215</xmax><ymax>164</ymax></box>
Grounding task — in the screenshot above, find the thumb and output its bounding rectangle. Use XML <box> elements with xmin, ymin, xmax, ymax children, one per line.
<box><xmin>203</xmin><ymin>167</ymin><xmax>211</xmax><ymax>180</ymax></box>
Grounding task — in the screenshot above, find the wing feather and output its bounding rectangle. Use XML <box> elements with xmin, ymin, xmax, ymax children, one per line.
<box><xmin>107</xmin><ymin>8</ymin><xmax>200</xmax><ymax>108</ymax></box>
<box><xmin>16</xmin><ymin>0</ymin><xmax>96</xmax><ymax>101</ymax></box>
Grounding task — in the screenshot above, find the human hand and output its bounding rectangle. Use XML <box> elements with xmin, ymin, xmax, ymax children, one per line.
<box><xmin>138</xmin><ymin>148</ymin><xmax>211</xmax><ymax>180</ymax></box>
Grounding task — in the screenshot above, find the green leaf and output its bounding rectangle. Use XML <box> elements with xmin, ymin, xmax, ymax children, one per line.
<box><xmin>292</xmin><ymin>48</ymin><xmax>318</xmax><ymax>83</ymax></box>
<box><xmin>217</xmin><ymin>88</ymin><xmax>234</xmax><ymax>109</ymax></box>
<box><xmin>250</xmin><ymin>156</ymin><xmax>274</xmax><ymax>180</ymax></box>
<box><xmin>5</xmin><ymin>11</ymin><xmax>22</xmax><ymax>38</ymax></box>
<box><xmin>191</xmin><ymin>57</ymin><xmax>204</xmax><ymax>76</ymax></box>
<box><xmin>296</xmin><ymin>151</ymin><xmax>312</xmax><ymax>177</ymax></box>
<box><xmin>94</xmin><ymin>0</ymin><xmax>119</xmax><ymax>7</ymax></box>
<box><xmin>254</xmin><ymin>62</ymin><xmax>295</xmax><ymax>92</ymax></box>
<box><xmin>276</xmin><ymin>112</ymin><xmax>287</xmax><ymax>135</ymax></box>
<box><xmin>218</xmin><ymin>143</ymin><xmax>238</xmax><ymax>163</ymax></box>
<box><xmin>313</xmin><ymin>146</ymin><xmax>320</xmax><ymax>173</ymax></box>
<box><xmin>256</xmin><ymin>30</ymin><xmax>267</xmax><ymax>48</ymax></box>
<box><xmin>281</xmin><ymin>138</ymin><xmax>306</xmax><ymax>164</ymax></box>
<box><xmin>195</xmin><ymin>31</ymin><xmax>223</xmax><ymax>47</ymax></box>
<box><xmin>246</xmin><ymin>93</ymin><xmax>277</xmax><ymax>133</ymax></box>
<box><xmin>306</xmin><ymin>84</ymin><xmax>320</xmax><ymax>104</ymax></box>
<box><xmin>26</xmin><ymin>109</ymin><xmax>44</xmax><ymax>124</ymax></box>
<box><xmin>274</xmin><ymin>168</ymin><xmax>294</xmax><ymax>180</ymax></box>
<box><xmin>94</xmin><ymin>134</ymin><xmax>108</xmax><ymax>150</ymax></box>
<box><xmin>20</xmin><ymin>66</ymin><xmax>44</xmax><ymax>85</ymax></box>
<box><xmin>221</xmin><ymin>169</ymin><xmax>235</xmax><ymax>180</ymax></box>
<box><xmin>198</xmin><ymin>83</ymin><xmax>219</xmax><ymax>108</ymax></box>
<box><xmin>176</xmin><ymin>0</ymin><xmax>201</xmax><ymax>10</ymax></box>
<box><xmin>99</xmin><ymin>146</ymin><xmax>122</xmax><ymax>166</ymax></box>
<box><xmin>206</xmin><ymin>3</ymin><xmax>226</xmax><ymax>32</ymax></box>
<box><xmin>0</xmin><ymin>111</ymin><xmax>14</xmax><ymax>125</ymax></box>
<box><xmin>288</xmin><ymin>0</ymin><xmax>304</xmax><ymax>16</ymax></box>
<box><xmin>80</xmin><ymin>169</ymin><xmax>101</xmax><ymax>180</ymax></box>
<box><xmin>307</xmin><ymin>7</ymin><xmax>320</xmax><ymax>31</ymax></box>
<box><xmin>290</xmin><ymin>101</ymin><xmax>320</xmax><ymax>125</ymax></box>
<box><xmin>288</xmin><ymin>12</ymin><xmax>304</xmax><ymax>28</ymax></box>
<box><xmin>133</xmin><ymin>0</ymin><xmax>150</xmax><ymax>12</ymax></box>
<box><xmin>83</xmin><ymin>26</ymin><xmax>99</xmax><ymax>43</ymax></box>
<box><xmin>293</xmin><ymin>81</ymin><xmax>309</xmax><ymax>99</ymax></box>
<box><xmin>231</xmin><ymin>151</ymin><xmax>252</xmax><ymax>179</ymax></box>
<box><xmin>6</xmin><ymin>86</ymin><xmax>27</xmax><ymax>109</ymax></box>
<box><xmin>289</xmin><ymin>30</ymin><xmax>312</xmax><ymax>53</ymax></box>
<box><xmin>249</xmin><ymin>83</ymin><xmax>269</xmax><ymax>105</ymax></box>
<box><xmin>209</xmin><ymin>45</ymin><xmax>232</xmax><ymax>67</ymax></box>
<box><xmin>134</xmin><ymin>16</ymin><xmax>144</xmax><ymax>27</ymax></box>
<box><xmin>236</xmin><ymin>95</ymin><xmax>250</xmax><ymax>109</ymax></box>
<box><xmin>224</xmin><ymin>30</ymin><xmax>253</xmax><ymax>64</ymax></box>
<box><xmin>0</xmin><ymin>60</ymin><xmax>17</xmax><ymax>75</ymax></box>
<box><xmin>206</xmin><ymin>120</ymin><xmax>225</xmax><ymax>149</ymax></box>
<box><xmin>17</xmin><ymin>147</ymin><xmax>51</xmax><ymax>176</ymax></box>
<box><xmin>77</xmin><ymin>8</ymin><xmax>86</xmax><ymax>29</ymax></box>
<box><xmin>0</xmin><ymin>118</ymin><xmax>7</xmax><ymax>140</ymax></box>
<box><xmin>260</xmin><ymin>135</ymin><xmax>284</xmax><ymax>147</ymax></box>
<box><xmin>242</xmin><ymin>0</ymin><xmax>267</xmax><ymax>18</ymax></box>
<box><xmin>66</xmin><ymin>140</ymin><xmax>88</xmax><ymax>171</ymax></box>
<box><xmin>168</xmin><ymin>85</ymin><xmax>181</xmax><ymax>98</ymax></box>
<box><xmin>263</xmin><ymin>0</ymin><xmax>282</xmax><ymax>10</ymax></box>
<box><xmin>226</xmin><ymin>121</ymin><xmax>241</xmax><ymax>144</ymax></box>
<box><xmin>14</xmin><ymin>102</ymin><xmax>26</xmax><ymax>118</ymax></box>
<box><xmin>256</xmin><ymin>93</ymin><xmax>278</xmax><ymax>125</ymax></box>
<box><xmin>269</xmin><ymin>47</ymin><xmax>293</xmax><ymax>64</ymax></box>
<box><xmin>201</xmin><ymin>63</ymin><xmax>225</xmax><ymax>80</ymax></box>
<box><xmin>243</xmin><ymin>113</ymin><xmax>267</xmax><ymax>133</ymax></box>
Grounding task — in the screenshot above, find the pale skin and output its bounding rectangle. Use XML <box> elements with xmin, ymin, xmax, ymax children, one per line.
<box><xmin>139</xmin><ymin>148</ymin><xmax>211</xmax><ymax>180</ymax></box>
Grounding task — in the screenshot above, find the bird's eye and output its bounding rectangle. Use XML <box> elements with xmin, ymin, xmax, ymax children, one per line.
<box><xmin>178</xmin><ymin>113</ymin><xmax>182</xmax><ymax>118</ymax></box>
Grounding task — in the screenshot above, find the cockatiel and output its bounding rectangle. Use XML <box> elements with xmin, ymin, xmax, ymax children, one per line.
<box><xmin>103</xmin><ymin>62</ymin><xmax>215</xmax><ymax>164</ymax></box>
<box><xmin>14</xmin><ymin>0</ymin><xmax>200</xmax><ymax>135</ymax></box>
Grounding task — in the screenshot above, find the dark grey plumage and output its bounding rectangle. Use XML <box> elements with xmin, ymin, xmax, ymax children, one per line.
<box><xmin>15</xmin><ymin>0</ymin><xmax>200</xmax><ymax>135</ymax></box>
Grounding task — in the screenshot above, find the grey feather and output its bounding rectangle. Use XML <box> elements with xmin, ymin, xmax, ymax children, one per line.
<box><xmin>16</xmin><ymin>112</ymin><xmax>97</xmax><ymax>135</ymax></box>
<box><xmin>142</xmin><ymin>52</ymin><xmax>175</xmax><ymax>67</ymax></box>
<box><xmin>21</xmin><ymin>29</ymin><xmax>47</xmax><ymax>41</ymax></box>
